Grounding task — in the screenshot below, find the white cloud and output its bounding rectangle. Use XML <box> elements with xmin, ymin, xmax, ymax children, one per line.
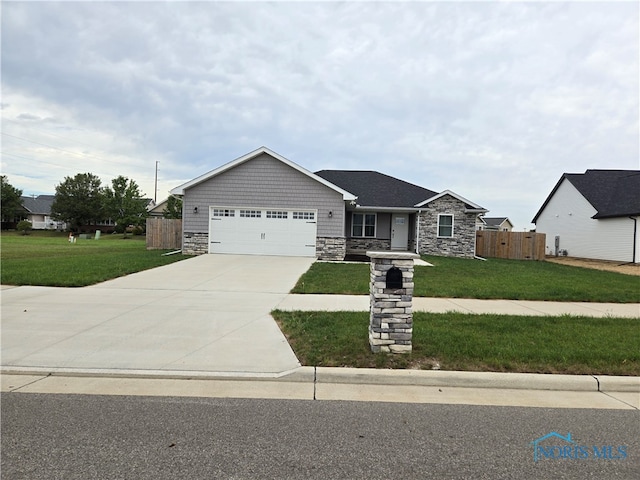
<box><xmin>1</xmin><ymin>1</ymin><xmax>638</xmax><ymax>229</ymax></box>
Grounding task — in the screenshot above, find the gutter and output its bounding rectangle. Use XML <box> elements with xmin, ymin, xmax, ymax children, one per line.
<box><xmin>352</xmin><ymin>206</ymin><xmax>418</xmax><ymax>213</ymax></box>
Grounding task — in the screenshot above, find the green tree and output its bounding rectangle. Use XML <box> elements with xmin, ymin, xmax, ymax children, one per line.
<box><xmin>51</xmin><ymin>173</ymin><xmax>104</xmax><ymax>231</ymax></box>
<box><xmin>1</xmin><ymin>175</ymin><xmax>23</xmax><ymax>222</ymax></box>
<box><xmin>103</xmin><ymin>176</ymin><xmax>148</xmax><ymax>234</ymax></box>
<box><xmin>163</xmin><ymin>196</ymin><xmax>183</xmax><ymax>219</ymax></box>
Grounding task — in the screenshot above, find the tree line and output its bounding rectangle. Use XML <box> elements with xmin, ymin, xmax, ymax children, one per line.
<box><xmin>1</xmin><ymin>174</ymin><xmax>182</xmax><ymax>233</ymax></box>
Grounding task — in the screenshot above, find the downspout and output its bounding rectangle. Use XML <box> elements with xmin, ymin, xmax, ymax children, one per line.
<box><xmin>415</xmin><ymin>210</ymin><xmax>421</xmax><ymax>254</ymax></box>
<box><xmin>631</xmin><ymin>216</ymin><xmax>638</xmax><ymax>264</ymax></box>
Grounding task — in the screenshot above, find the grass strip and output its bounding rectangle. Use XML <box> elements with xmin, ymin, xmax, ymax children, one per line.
<box><xmin>273</xmin><ymin>310</ymin><xmax>640</xmax><ymax>376</ymax></box>
<box><xmin>291</xmin><ymin>256</ymin><xmax>640</xmax><ymax>303</ymax></box>
<box><xmin>1</xmin><ymin>232</ymin><xmax>188</xmax><ymax>287</ymax></box>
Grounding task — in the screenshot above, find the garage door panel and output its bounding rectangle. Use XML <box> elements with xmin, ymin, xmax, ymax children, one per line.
<box><xmin>209</xmin><ymin>207</ymin><xmax>317</xmax><ymax>256</ymax></box>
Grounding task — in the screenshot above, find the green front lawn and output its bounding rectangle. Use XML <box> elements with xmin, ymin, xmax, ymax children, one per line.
<box><xmin>274</xmin><ymin>310</ymin><xmax>640</xmax><ymax>375</ymax></box>
<box><xmin>292</xmin><ymin>256</ymin><xmax>640</xmax><ymax>303</ymax></box>
<box><xmin>1</xmin><ymin>231</ymin><xmax>188</xmax><ymax>286</ymax></box>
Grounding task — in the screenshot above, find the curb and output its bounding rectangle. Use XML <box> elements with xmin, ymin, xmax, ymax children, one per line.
<box><xmin>310</xmin><ymin>367</ymin><xmax>640</xmax><ymax>392</ymax></box>
<box><xmin>3</xmin><ymin>366</ymin><xmax>639</xmax><ymax>393</ymax></box>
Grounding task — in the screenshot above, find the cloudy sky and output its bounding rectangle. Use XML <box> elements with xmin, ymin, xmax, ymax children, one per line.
<box><xmin>2</xmin><ymin>1</ymin><xmax>638</xmax><ymax>230</ymax></box>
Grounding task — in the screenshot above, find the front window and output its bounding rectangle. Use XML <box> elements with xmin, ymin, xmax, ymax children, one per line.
<box><xmin>352</xmin><ymin>213</ymin><xmax>376</xmax><ymax>237</ymax></box>
<box><xmin>438</xmin><ymin>214</ymin><xmax>454</xmax><ymax>237</ymax></box>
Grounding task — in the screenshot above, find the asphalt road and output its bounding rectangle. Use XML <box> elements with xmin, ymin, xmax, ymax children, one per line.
<box><xmin>2</xmin><ymin>393</ymin><xmax>638</xmax><ymax>479</ymax></box>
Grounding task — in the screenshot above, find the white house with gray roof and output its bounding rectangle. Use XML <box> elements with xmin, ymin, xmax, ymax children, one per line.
<box><xmin>532</xmin><ymin>170</ymin><xmax>640</xmax><ymax>263</ymax></box>
<box><xmin>170</xmin><ymin>147</ymin><xmax>488</xmax><ymax>260</ymax></box>
<box><xmin>20</xmin><ymin>195</ymin><xmax>67</xmax><ymax>230</ymax></box>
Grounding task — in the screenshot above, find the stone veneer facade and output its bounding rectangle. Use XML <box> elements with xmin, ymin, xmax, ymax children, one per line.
<box><xmin>182</xmin><ymin>232</ymin><xmax>208</xmax><ymax>255</ymax></box>
<box><xmin>347</xmin><ymin>238</ymin><xmax>391</xmax><ymax>253</ymax></box>
<box><xmin>316</xmin><ymin>237</ymin><xmax>346</xmax><ymax>261</ymax></box>
<box><xmin>367</xmin><ymin>251</ymin><xmax>419</xmax><ymax>354</ymax></box>
<box><xmin>418</xmin><ymin>195</ymin><xmax>477</xmax><ymax>258</ymax></box>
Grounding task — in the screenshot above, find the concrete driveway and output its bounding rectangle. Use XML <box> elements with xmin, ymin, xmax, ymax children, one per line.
<box><xmin>1</xmin><ymin>255</ymin><xmax>316</xmax><ymax>377</ymax></box>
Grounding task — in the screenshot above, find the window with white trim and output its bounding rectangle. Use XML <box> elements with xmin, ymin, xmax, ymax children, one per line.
<box><xmin>240</xmin><ymin>210</ymin><xmax>261</xmax><ymax>218</ymax></box>
<box><xmin>213</xmin><ymin>209</ymin><xmax>235</xmax><ymax>217</ymax></box>
<box><xmin>266</xmin><ymin>211</ymin><xmax>288</xmax><ymax>219</ymax></box>
<box><xmin>437</xmin><ymin>214</ymin><xmax>454</xmax><ymax>237</ymax></box>
<box><xmin>352</xmin><ymin>213</ymin><xmax>376</xmax><ymax>238</ymax></box>
<box><xmin>293</xmin><ymin>211</ymin><xmax>314</xmax><ymax>220</ymax></box>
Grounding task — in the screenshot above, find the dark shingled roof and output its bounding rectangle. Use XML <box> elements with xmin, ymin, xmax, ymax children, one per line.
<box><xmin>314</xmin><ymin>170</ymin><xmax>438</xmax><ymax>208</ymax></box>
<box><xmin>483</xmin><ymin>217</ymin><xmax>509</xmax><ymax>227</ymax></box>
<box><xmin>532</xmin><ymin>170</ymin><xmax>640</xmax><ymax>222</ymax></box>
<box><xmin>21</xmin><ymin>195</ymin><xmax>56</xmax><ymax>214</ymax></box>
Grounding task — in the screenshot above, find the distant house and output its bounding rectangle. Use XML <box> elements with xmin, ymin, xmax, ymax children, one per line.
<box><xmin>477</xmin><ymin>217</ymin><xmax>513</xmax><ymax>231</ymax></box>
<box><xmin>147</xmin><ymin>198</ymin><xmax>167</xmax><ymax>217</ymax></box>
<box><xmin>170</xmin><ymin>147</ymin><xmax>488</xmax><ymax>259</ymax></box>
<box><xmin>532</xmin><ymin>170</ymin><xmax>640</xmax><ymax>263</ymax></box>
<box><xmin>20</xmin><ymin>195</ymin><xmax>66</xmax><ymax>230</ymax></box>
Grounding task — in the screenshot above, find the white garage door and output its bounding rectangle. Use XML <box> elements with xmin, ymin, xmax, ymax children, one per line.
<box><xmin>208</xmin><ymin>207</ymin><xmax>317</xmax><ymax>256</ymax></box>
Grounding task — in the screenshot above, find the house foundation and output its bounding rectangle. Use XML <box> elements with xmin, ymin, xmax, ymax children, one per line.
<box><xmin>367</xmin><ymin>251</ymin><xmax>419</xmax><ymax>353</ymax></box>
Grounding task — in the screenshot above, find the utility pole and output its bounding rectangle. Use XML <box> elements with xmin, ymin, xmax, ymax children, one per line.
<box><xmin>154</xmin><ymin>161</ymin><xmax>159</xmax><ymax>203</ymax></box>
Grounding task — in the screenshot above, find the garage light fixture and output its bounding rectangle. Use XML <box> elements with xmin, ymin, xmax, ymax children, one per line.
<box><xmin>328</xmin><ymin>211</ymin><xmax>333</xmax><ymax>218</ymax></box>
<box><xmin>193</xmin><ymin>206</ymin><xmax>198</xmax><ymax>214</ymax></box>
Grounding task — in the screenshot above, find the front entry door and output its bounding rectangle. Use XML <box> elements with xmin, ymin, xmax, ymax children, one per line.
<box><xmin>391</xmin><ymin>213</ymin><xmax>409</xmax><ymax>250</ymax></box>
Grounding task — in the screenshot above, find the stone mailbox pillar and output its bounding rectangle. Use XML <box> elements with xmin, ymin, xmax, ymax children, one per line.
<box><xmin>367</xmin><ymin>251</ymin><xmax>419</xmax><ymax>353</ymax></box>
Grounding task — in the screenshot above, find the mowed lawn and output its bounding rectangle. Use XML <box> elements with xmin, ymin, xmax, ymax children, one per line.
<box><xmin>1</xmin><ymin>231</ymin><xmax>188</xmax><ymax>287</ymax></box>
<box><xmin>292</xmin><ymin>255</ymin><xmax>640</xmax><ymax>303</ymax></box>
<box><xmin>283</xmin><ymin>255</ymin><xmax>639</xmax><ymax>374</ymax></box>
<box><xmin>274</xmin><ymin>311</ymin><xmax>640</xmax><ymax>376</ymax></box>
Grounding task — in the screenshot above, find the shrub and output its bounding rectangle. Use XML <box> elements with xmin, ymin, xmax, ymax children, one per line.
<box><xmin>16</xmin><ymin>220</ymin><xmax>32</xmax><ymax>235</ymax></box>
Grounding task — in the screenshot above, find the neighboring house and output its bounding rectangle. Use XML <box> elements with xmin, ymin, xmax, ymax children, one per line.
<box><xmin>532</xmin><ymin>169</ymin><xmax>640</xmax><ymax>263</ymax></box>
<box><xmin>476</xmin><ymin>216</ymin><xmax>514</xmax><ymax>231</ymax></box>
<box><xmin>20</xmin><ymin>195</ymin><xmax>67</xmax><ymax>230</ymax></box>
<box><xmin>147</xmin><ymin>198</ymin><xmax>168</xmax><ymax>217</ymax></box>
<box><xmin>170</xmin><ymin>147</ymin><xmax>488</xmax><ymax>260</ymax></box>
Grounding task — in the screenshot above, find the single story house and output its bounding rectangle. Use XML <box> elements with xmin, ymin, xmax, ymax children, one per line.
<box><xmin>147</xmin><ymin>198</ymin><xmax>168</xmax><ymax>217</ymax></box>
<box><xmin>476</xmin><ymin>216</ymin><xmax>514</xmax><ymax>231</ymax></box>
<box><xmin>170</xmin><ymin>147</ymin><xmax>488</xmax><ymax>260</ymax></box>
<box><xmin>532</xmin><ymin>169</ymin><xmax>640</xmax><ymax>263</ymax></box>
<box><xmin>20</xmin><ymin>195</ymin><xmax>67</xmax><ymax>230</ymax></box>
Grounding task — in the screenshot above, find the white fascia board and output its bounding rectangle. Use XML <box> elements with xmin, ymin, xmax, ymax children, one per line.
<box><xmin>170</xmin><ymin>146</ymin><xmax>357</xmax><ymax>201</ymax></box>
<box><xmin>415</xmin><ymin>189</ymin><xmax>486</xmax><ymax>210</ymax></box>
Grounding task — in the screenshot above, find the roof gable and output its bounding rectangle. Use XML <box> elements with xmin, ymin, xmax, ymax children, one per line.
<box><xmin>415</xmin><ymin>190</ymin><xmax>487</xmax><ymax>211</ymax></box>
<box><xmin>483</xmin><ymin>217</ymin><xmax>512</xmax><ymax>228</ymax></box>
<box><xmin>533</xmin><ymin>170</ymin><xmax>640</xmax><ymax>222</ymax></box>
<box><xmin>567</xmin><ymin>170</ymin><xmax>640</xmax><ymax>218</ymax></box>
<box><xmin>314</xmin><ymin>170</ymin><xmax>438</xmax><ymax>208</ymax></box>
<box><xmin>171</xmin><ymin>147</ymin><xmax>356</xmax><ymax>200</ymax></box>
<box><xmin>21</xmin><ymin>195</ymin><xmax>55</xmax><ymax>214</ymax></box>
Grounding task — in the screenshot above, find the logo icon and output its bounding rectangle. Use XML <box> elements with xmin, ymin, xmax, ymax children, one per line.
<box><xmin>530</xmin><ymin>432</ymin><xmax>627</xmax><ymax>462</ymax></box>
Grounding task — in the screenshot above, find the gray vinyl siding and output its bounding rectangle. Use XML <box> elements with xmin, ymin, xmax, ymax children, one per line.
<box><xmin>183</xmin><ymin>153</ymin><xmax>345</xmax><ymax>237</ymax></box>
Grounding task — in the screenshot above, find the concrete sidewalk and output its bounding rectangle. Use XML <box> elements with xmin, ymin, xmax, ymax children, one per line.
<box><xmin>276</xmin><ymin>294</ymin><xmax>640</xmax><ymax>317</ymax></box>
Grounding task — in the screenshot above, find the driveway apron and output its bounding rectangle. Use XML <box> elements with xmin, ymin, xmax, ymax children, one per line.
<box><xmin>1</xmin><ymin>255</ymin><xmax>316</xmax><ymax>376</ymax></box>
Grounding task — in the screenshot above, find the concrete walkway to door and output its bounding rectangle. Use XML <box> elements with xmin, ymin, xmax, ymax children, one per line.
<box><xmin>1</xmin><ymin>255</ymin><xmax>316</xmax><ymax>377</ymax></box>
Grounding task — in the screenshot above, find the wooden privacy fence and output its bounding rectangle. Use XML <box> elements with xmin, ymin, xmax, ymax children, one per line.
<box><xmin>146</xmin><ymin>218</ymin><xmax>182</xmax><ymax>250</ymax></box>
<box><xmin>475</xmin><ymin>231</ymin><xmax>546</xmax><ymax>261</ymax></box>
